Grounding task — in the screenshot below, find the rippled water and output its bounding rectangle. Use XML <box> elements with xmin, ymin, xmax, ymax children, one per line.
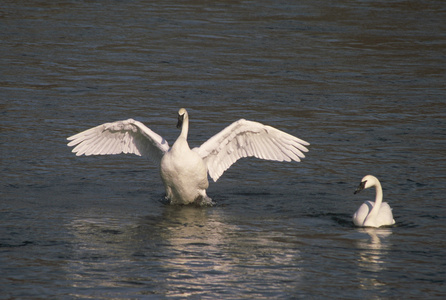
<box><xmin>1</xmin><ymin>1</ymin><xmax>445</xmax><ymax>299</ymax></box>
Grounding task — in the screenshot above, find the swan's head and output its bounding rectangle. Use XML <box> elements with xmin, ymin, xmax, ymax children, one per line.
<box><xmin>177</xmin><ymin>108</ymin><xmax>188</xmax><ymax>129</ymax></box>
<box><xmin>354</xmin><ymin>175</ymin><xmax>379</xmax><ymax>194</ymax></box>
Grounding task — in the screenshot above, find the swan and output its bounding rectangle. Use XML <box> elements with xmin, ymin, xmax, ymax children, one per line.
<box><xmin>67</xmin><ymin>108</ymin><xmax>310</xmax><ymax>205</ymax></box>
<box><xmin>353</xmin><ymin>175</ymin><xmax>395</xmax><ymax>227</ymax></box>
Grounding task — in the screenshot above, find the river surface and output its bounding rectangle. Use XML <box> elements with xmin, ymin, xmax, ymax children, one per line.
<box><xmin>1</xmin><ymin>1</ymin><xmax>445</xmax><ymax>299</ymax></box>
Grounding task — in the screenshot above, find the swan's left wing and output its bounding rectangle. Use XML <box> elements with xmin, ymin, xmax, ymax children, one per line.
<box><xmin>67</xmin><ymin>119</ymin><xmax>169</xmax><ymax>163</ymax></box>
<box><xmin>193</xmin><ymin>119</ymin><xmax>309</xmax><ymax>182</ymax></box>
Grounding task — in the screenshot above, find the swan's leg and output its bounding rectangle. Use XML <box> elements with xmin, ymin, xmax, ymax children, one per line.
<box><xmin>164</xmin><ymin>186</ymin><xmax>173</xmax><ymax>203</ymax></box>
<box><xmin>195</xmin><ymin>190</ymin><xmax>214</xmax><ymax>206</ymax></box>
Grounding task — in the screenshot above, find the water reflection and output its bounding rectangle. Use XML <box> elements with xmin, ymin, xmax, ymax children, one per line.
<box><xmin>151</xmin><ymin>207</ymin><xmax>303</xmax><ymax>298</ymax></box>
<box><xmin>64</xmin><ymin>205</ymin><xmax>302</xmax><ymax>297</ymax></box>
<box><xmin>148</xmin><ymin>206</ymin><xmax>238</xmax><ymax>297</ymax></box>
<box><xmin>355</xmin><ymin>228</ymin><xmax>392</xmax><ymax>291</ymax></box>
<box><xmin>64</xmin><ymin>207</ymin><xmax>229</xmax><ymax>290</ymax></box>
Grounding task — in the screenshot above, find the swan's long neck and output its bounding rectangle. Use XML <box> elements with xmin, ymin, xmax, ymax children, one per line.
<box><xmin>368</xmin><ymin>180</ymin><xmax>383</xmax><ymax>218</ymax></box>
<box><xmin>180</xmin><ymin>115</ymin><xmax>189</xmax><ymax>140</ymax></box>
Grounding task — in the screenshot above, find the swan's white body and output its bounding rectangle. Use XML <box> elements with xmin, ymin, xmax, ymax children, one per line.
<box><xmin>159</xmin><ymin>111</ymin><xmax>210</xmax><ymax>204</ymax></box>
<box><xmin>353</xmin><ymin>175</ymin><xmax>395</xmax><ymax>227</ymax></box>
<box><xmin>67</xmin><ymin>108</ymin><xmax>309</xmax><ymax>205</ymax></box>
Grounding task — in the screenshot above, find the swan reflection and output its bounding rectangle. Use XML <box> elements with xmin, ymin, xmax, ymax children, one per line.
<box><xmin>64</xmin><ymin>206</ymin><xmax>233</xmax><ymax>291</ymax></box>
<box><xmin>64</xmin><ymin>205</ymin><xmax>300</xmax><ymax>297</ymax></box>
<box><xmin>357</xmin><ymin>228</ymin><xmax>392</xmax><ymax>270</ymax></box>
<box><xmin>355</xmin><ymin>228</ymin><xmax>392</xmax><ymax>291</ymax></box>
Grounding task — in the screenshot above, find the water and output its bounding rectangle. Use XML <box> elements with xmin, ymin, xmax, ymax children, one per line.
<box><xmin>1</xmin><ymin>0</ymin><xmax>445</xmax><ymax>298</ymax></box>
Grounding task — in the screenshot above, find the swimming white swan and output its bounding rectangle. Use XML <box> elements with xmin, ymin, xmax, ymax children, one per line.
<box><xmin>353</xmin><ymin>175</ymin><xmax>395</xmax><ymax>227</ymax></box>
<box><xmin>67</xmin><ymin>108</ymin><xmax>309</xmax><ymax>205</ymax></box>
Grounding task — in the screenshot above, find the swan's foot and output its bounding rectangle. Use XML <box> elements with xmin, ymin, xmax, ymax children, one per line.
<box><xmin>193</xmin><ymin>195</ymin><xmax>215</xmax><ymax>207</ymax></box>
<box><xmin>159</xmin><ymin>195</ymin><xmax>172</xmax><ymax>205</ymax></box>
<box><xmin>160</xmin><ymin>194</ymin><xmax>215</xmax><ymax>207</ymax></box>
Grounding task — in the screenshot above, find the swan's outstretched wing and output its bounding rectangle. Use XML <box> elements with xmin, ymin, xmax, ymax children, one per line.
<box><xmin>67</xmin><ymin>119</ymin><xmax>169</xmax><ymax>163</ymax></box>
<box><xmin>193</xmin><ymin>119</ymin><xmax>309</xmax><ymax>182</ymax></box>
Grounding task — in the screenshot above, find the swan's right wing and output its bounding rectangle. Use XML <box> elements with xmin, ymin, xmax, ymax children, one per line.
<box><xmin>67</xmin><ymin>119</ymin><xmax>169</xmax><ymax>163</ymax></box>
<box><xmin>193</xmin><ymin>119</ymin><xmax>309</xmax><ymax>182</ymax></box>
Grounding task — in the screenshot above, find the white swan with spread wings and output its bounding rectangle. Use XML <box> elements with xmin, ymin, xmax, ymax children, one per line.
<box><xmin>67</xmin><ymin>108</ymin><xmax>310</xmax><ymax>205</ymax></box>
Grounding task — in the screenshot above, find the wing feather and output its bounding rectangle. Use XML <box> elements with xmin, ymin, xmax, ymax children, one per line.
<box><xmin>193</xmin><ymin>119</ymin><xmax>309</xmax><ymax>181</ymax></box>
<box><xmin>67</xmin><ymin>119</ymin><xmax>169</xmax><ymax>163</ymax></box>
<box><xmin>99</xmin><ymin>137</ymin><xmax>114</xmax><ymax>155</ymax></box>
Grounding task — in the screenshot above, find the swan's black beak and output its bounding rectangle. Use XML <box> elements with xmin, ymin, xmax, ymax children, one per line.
<box><xmin>354</xmin><ymin>180</ymin><xmax>367</xmax><ymax>194</ymax></box>
<box><xmin>177</xmin><ymin>114</ymin><xmax>184</xmax><ymax>129</ymax></box>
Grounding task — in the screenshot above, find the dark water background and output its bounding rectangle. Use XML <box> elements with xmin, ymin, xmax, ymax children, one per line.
<box><xmin>1</xmin><ymin>1</ymin><xmax>445</xmax><ymax>298</ymax></box>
